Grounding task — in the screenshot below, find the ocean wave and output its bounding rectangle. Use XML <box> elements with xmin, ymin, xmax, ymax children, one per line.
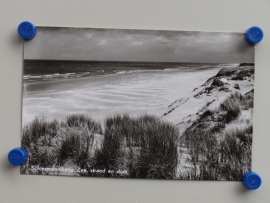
<box><xmin>23</xmin><ymin>64</ymin><xmax>231</xmax><ymax>83</ymax></box>
<box><xmin>164</xmin><ymin>68</ymin><xmax>177</xmax><ymax>71</ymax></box>
<box><xmin>116</xmin><ymin>70</ymin><xmax>145</xmax><ymax>75</ymax></box>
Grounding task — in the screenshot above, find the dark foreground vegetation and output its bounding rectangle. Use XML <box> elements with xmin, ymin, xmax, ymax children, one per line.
<box><xmin>181</xmin><ymin>91</ymin><xmax>253</xmax><ymax>180</ymax></box>
<box><xmin>22</xmin><ymin>114</ymin><xmax>178</xmax><ymax>179</ymax></box>
<box><xmin>21</xmin><ymin>91</ymin><xmax>253</xmax><ymax>180</ymax></box>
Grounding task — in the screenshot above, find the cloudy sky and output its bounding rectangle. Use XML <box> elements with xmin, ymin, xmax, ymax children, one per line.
<box><xmin>24</xmin><ymin>27</ymin><xmax>254</xmax><ymax>63</ymax></box>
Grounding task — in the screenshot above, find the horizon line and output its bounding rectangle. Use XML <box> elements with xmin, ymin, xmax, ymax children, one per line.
<box><xmin>24</xmin><ymin>59</ymin><xmax>249</xmax><ymax>65</ymax></box>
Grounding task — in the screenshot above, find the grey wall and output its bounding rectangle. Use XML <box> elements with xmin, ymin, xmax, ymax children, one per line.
<box><xmin>0</xmin><ymin>0</ymin><xmax>270</xmax><ymax>202</ymax></box>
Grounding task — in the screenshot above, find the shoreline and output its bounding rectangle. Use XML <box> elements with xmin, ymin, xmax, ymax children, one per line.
<box><xmin>23</xmin><ymin>65</ymin><xmax>226</xmax><ymax>84</ymax></box>
<box><xmin>23</xmin><ymin>67</ymin><xmax>222</xmax><ymax>126</ymax></box>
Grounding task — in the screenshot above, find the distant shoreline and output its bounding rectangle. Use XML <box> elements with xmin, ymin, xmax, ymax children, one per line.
<box><xmin>23</xmin><ymin>62</ymin><xmax>237</xmax><ymax>83</ymax></box>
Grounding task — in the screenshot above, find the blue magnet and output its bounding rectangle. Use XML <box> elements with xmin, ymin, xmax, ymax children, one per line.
<box><xmin>245</xmin><ymin>26</ymin><xmax>264</xmax><ymax>44</ymax></box>
<box><xmin>8</xmin><ymin>148</ymin><xmax>28</xmax><ymax>165</ymax></box>
<box><xmin>242</xmin><ymin>171</ymin><xmax>262</xmax><ymax>190</ymax></box>
<box><xmin>18</xmin><ymin>21</ymin><xmax>37</xmax><ymax>40</ymax></box>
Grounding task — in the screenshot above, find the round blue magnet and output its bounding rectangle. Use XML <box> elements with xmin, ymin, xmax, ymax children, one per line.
<box><xmin>8</xmin><ymin>148</ymin><xmax>28</xmax><ymax>165</ymax></box>
<box><xmin>242</xmin><ymin>171</ymin><xmax>262</xmax><ymax>190</ymax></box>
<box><xmin>17</xmin><ymin>21</ymin><xmax>37</xmax><ymax>40</ymax></box>
<box><xmin>245</xmin><ymin>26</ymin><xmax>264</xmax><ymax>44</ymax></box>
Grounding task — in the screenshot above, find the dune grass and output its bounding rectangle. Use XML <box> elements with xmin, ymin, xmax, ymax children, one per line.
<box><xmin>21</xmin><ymin>115</ymin><xmax>102</xmax><ymax>174</ymax></box>
<box><xmin>219</xmin><ymin>125</ymin><xmax>252</xmax><ymax>180</ymax></box>
<box><xmin>180</xmin><ymin>91</ymin><xmax>253</xmax><ymax>180</ymax></box>
<box><xmin>22</xmin><ymin>114</ymin><xmax>179</xmax><ymax>179</ymax></box>
<box><xmin>220</xmin><ymin>96</ymin><xmax>240</xmax><ymax>123</ymax></box>
<box><xmin>22</xmin><ymin>118</ymin><xmax>59</xmax><ymax>147</ymax></box>
<box><xmin>21</xmin><ymin>91</ymin><xmax>253</xmax><ymax>180</ymax></box>
<box><xmin>57</xmin><ymin>127</ymin><xmax>93</xmax><ymax>168</ymax></box>
<box><xmin>66</xmin><ymin>115</ymin><xmax>102</xmax><ymax>134</ymax></box>
<box><xmin>93</xmin><ymin>114</ymin><xmax>178</xmax><ymax>179</ymax></box>
<box><xmin>179</xmin><ymin>124</ymin><xmax>253</xmax><ymax>181</ymax></box>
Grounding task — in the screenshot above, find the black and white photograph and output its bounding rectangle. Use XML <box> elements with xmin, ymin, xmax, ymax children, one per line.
<box><xmin>21</xmin><ymin>27</ymin><xmax>255</xmax><ymax>181</ymax></box>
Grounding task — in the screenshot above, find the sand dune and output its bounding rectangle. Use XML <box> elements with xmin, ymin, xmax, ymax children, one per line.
<box><xmin>162</xmin><ymin>65</ymin><xmax>254</xmax><ymax>134</ymax></box>
<box><xmin>161</xmin><ymin>65</ymin><xmax>254</xmax><ymax>178</ymax></box>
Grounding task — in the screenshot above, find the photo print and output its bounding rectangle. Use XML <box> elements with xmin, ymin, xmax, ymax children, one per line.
<box><xmin>21</xmin><ymin>27</ymin><xmax>255</xmax><ymax>180</ymax></box>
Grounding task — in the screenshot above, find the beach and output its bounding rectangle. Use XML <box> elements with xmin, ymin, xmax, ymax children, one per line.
<box><xmin>22</xmin><ymin>66</ymin><xmax>223</xmax><ymax>126</ymax></box>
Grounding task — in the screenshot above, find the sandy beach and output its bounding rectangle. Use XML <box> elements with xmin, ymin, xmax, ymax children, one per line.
<box><xmin>22</xmin><ymin>67</ymin><xmax>223</xmax><ymax>126</ymax></box>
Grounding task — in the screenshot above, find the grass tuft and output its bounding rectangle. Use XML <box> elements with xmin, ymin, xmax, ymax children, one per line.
<box><xmin>22</xmin><ymin>114</ymin><xmax>178</xmax><ymax>179</ymax></box>
<box><xmin>94</xmin><ymin>114</ymin><xmax>179</xmax><ymax>179</ymax></box>
<box><xmin>66</xmin><ymin>114</ymin><xmax>102</xmax><ymax>134</ymax></box>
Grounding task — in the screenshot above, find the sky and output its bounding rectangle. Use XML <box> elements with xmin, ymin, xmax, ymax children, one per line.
<box><xmin>24</xmin><ymin>27</ymin><xmax>255</xmax><ymax>63</ymax></box>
